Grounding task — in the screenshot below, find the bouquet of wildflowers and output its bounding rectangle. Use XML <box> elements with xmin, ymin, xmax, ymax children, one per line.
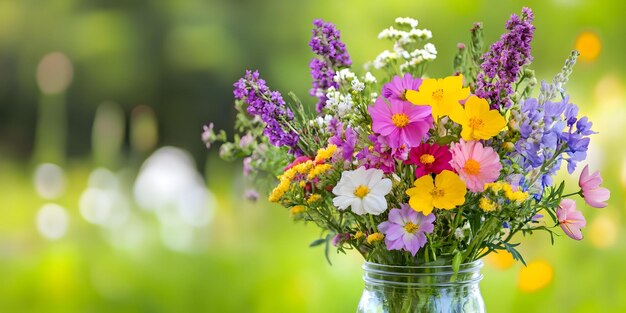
<box><xmin>204</xmin><ymin>8</ymin><xmax>610</xmax><ymax>269</ymax></box>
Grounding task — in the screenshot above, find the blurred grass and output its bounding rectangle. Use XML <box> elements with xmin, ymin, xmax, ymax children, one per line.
<box><xmin>0</xmin><ymin>0</ymin><xmax>625</xmax><ymax>312</ymax></box>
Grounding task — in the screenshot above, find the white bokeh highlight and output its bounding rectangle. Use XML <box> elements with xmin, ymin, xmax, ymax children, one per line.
<box><xmin>33</xmin><ymin>163</ymin><xmax>66</xmax><ymax>199</ymax></box>
<box><xmin>133</xmin><ymin>146</ymin><xmax>216</xmax><ymax>252</ymax></box>
<box><xmin>36</xmin><ymin>203</ymin><xmax>69</xmax><ymax>240</ymax></box>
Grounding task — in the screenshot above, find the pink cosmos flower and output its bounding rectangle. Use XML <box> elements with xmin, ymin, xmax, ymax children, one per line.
<box><xmin>450</xmin><ymin>139</ymin><xmax>502</xmax><ymax>192</ymax></box>
<box><xmin>405</xmin><ymin>143</ymin><xmax>453</xmax><ymax>178</ymax></box>
<box><xmin>578</xmin><ymin>164</ymin><xmax>610</xmax><ymax>208</ymax></box>
<box><xmin>382</xmin><ymin>73</ymin><xmax>422</xmax><ymax>104</ymax></box>
<box><xmin>368</xmin><ymin>97</ymin><xmax>433</xmax><ymax>149</ymax></box>
<box><xmin>557</xmin><ymin>199</ymin><xmax>586</xmax><ymax>240</ymax></box>
<box><xmin>378</xmin><ymin>204</ymin><xmax>435</xmax><ymax>256</ymax></box>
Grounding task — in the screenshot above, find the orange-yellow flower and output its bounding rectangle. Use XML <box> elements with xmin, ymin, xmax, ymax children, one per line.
<box><xmin>449</xmin><ymin>96</ymin><xmax>506</xmax><ymax>141</ymax></box>
<box><xmin>406</xmin><ymin>170</ymin><xmax>467</xmax><ymax>215</ymax></box>
<box><xmin>405</xmin><ymin>75</ymin><xmax>470</xmax><ymax>120</ymax></box>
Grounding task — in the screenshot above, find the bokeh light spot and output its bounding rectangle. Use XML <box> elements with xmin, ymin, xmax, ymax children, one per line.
<box><xmin>79</xmin><ymin>188</ymin><xmax>113</xmax><ymax>225</ymax></box>
<box><xmin>588</xmin><ymin>213</ymin><xmax>618</xmax><ymax>249</ymax></box>
<box><xmin>36</xmin><ymin>52</ymin><xmax>74</xmax><ymax>94</ymax></box>
<box><xmin>518</xmin><ymin>260</ymin><xmax>553</xmax><ymax>292</ymax></box>
<box><xmin>36</xmin><ymin>203</ymin><xmax>69</xmax><ymax>240</ymax></box>
<box><xmin>575</xmin><ymin>31</ymin><xmax>601</xmax><ymax>62</ymax></box>
<box><xmin>486</xmin><ymin>250</ymin><xmax>515</xmax><ymax>270</ymax></box>
<box><xmin>594</xmin><ymin>74</ymin><xmax>624</xmax><ymax>109</ymax></box>
<box><xmin>33</xmin><ymin>163</ymin><xmax>66</xmax><ymax>199</ymax></box>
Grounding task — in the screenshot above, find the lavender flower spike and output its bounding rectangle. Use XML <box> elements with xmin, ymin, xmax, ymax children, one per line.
<box><xmin>476</xmin><ymin>7</ymin><xmax>535</xmax><ymax>109</ymax></box>
<box><xmin>309</xmin><ymin>19</ymin><xmax>352</xmax><ymax>112</ymax></box>
<box><xmin>233</xmin><ymin>70</ymin><xmax>301</xmax><ymax>155</ymax></box>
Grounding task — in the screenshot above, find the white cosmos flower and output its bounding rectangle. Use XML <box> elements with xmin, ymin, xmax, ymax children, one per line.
<box><xmin>332</xmin><ymin>167</ymin><xmax>392</xmax><ymax>215</ymax></box>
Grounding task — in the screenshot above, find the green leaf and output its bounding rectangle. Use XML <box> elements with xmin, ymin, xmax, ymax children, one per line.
<box><xmin>503</xmin><ymin>242</ymin><xmax>526</xmax><ymax>266</ymax></box>
<box><xmin>450</xmin><ymin>250</ymin><xmax>463</xmax><ymax>282</ymax></box>
<box><xmin>309</xmin><ymin>238</ymin><xmax>325</xmax><ymax>247</ymax></box>
<box><xmin>324</xmin><ymin>234</ymin><xmax>333</xmax><ymax>266</ymax></box>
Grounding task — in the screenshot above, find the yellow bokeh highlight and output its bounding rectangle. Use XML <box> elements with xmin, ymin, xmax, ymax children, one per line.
<box><xmin>594</xmin><ymin>74</ymin><xmax>625</xmax><ymax>110</ymax></box>
<box><xmin>486</xmin><ymin>250</ymin><xmax>515</xmax><ymax>270</ymax></box>
<box><xmin>518</xmin><ymin>260</ymin><xmax>554</xmax><ymax>293</ymax></box>
<box><xmin>588</xmin><ymin>213</ymin><xmax>618</xmax><ymax>249</ymax></box>
<box><xmin>575</xmin><ymin>31</ymin><xmax>601</xmax><ymax>62</ymax></box>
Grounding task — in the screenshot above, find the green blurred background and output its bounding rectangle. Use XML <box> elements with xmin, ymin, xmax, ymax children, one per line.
<box><xmin>1</xmin><ymin>0</ymin><xmax>625</xmax><ymax>312</ymax></box>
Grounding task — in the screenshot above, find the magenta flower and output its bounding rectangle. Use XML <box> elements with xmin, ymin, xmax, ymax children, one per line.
<box><xmin>331</xmin><ymin>233</ymin><xmax>350</xmax><ymax>247</ymax></box>
<box><xmin>329</xmin><ymin>124</ymin><xmax>357</xmax><ymax>161</ymax></box>
<box><xmin>356</xmin><ymin>135</ymin><xmax>396</xmax><ymax>174</ymax></box>
<box><xmin>405</xmin><ymin>143</ymin><xmax>453</xmax><ymax>178</ymax></box>
<box><xmin>368</xmin><ymin>97</ymin><xmax>433</xmax><ymax>149</ymax></box>
<box><xmin>450</xmin><ymin>139</ymin><xmax>502</xmax><ymax>192</ymax></box>
<box><xmin>557</xmin><ymin>199</ymin><xmax>586</xmax><ymax>240</ymax></box>
<box><xmin>378</xmin><ymin>204</ymin><xmax>435</xmax><ymax>256</ymax></box>
<box><xmin>578</xmin><ymin>164</ymin><xmax>610</xmax><ymax>208</ymax></box>
<box><xmin>382</xmin><ymin>73</ymin><xmax>422</xmax><ymax>104</ymax></box>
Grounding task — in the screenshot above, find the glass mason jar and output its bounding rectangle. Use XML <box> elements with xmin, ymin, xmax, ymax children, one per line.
<box><xmin>357</xmin><ymin>260</ymin><xmax>485</xmax><ymax>313</ymax></box>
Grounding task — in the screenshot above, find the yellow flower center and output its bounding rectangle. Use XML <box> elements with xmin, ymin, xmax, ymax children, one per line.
<box><xmin>354</xmin><ymin>185</ymin><xmax>370</xmax><ymax>198</ymax></box>
<box><xmin>391</xmin><ymin>113</ymin><xmax>410</xmax><ymax>128</ymax></box>
<box><xmin>404</xmin><ymin>222</ymin><xmax>419</xmax><ymax>234</ymax></box>
<box><xmin>420</xmin><ymin>154</ymin><xmax>435</xmax><ymax>165</ymax></box>
<box><xmin>431</xmin><ymin>88</ymin><xmax>444</xmax><ymax>102</ymax></box>
<box><xmin>469</xmin><ymin>117</ymin><xmax>485</xmax><ymax>130</ymax></box>
<box><xmin>464</xmin><ymin>159</ymin><xmax>481</xmax><ymax>176</ymax></box>
<box><xmin>430</xmin><ymin>188</ymin><xmax>445</xmax><ymax>199</ymax></box>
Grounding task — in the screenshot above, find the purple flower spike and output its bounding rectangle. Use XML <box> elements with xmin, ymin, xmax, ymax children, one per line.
<box><xmin>476</xmin><ymin>7</ymin><xmax>535</xmax><ymax>109</ymax></box>
<box><xmin>233</xmin><ymin>70</ymin><xmax>301</xmax><ymax>155</ymax></box>
<box><xmin>309</xmin><ymin>19</ymin><xmax>352</xmax><ymax>112</ymax></box>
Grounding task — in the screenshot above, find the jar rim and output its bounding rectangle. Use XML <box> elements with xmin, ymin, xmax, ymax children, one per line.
<box><xmin>362</xmin><ymin>259</ymin><xmax>484</xmax><ymax>287</ymax></box>
<box><xmin>363</xmin><ymin>259</ymin><xmax>483</xmax><ymax>271</ymax></box>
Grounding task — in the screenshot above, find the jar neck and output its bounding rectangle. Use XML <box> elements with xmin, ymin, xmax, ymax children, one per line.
<box><xmin>362</xmin><ymin>260</ymin><xmax>483</xmax><ymax>288</ymax></box>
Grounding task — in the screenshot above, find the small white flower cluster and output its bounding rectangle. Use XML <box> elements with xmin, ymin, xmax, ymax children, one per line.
<box><xmin>325</xmin><ymin>86</ymin><xmax>354</xmax><ymax>117</ymax></box>
<box><xmin>377</xmin><ymin>26</ymin><xmax>432</xmax><ymax>43</ymax></box>
<box><xmin>394</xmin><ymin>17</ymin><xmax>419</xmax><ymax>28</ymax></box>
<box><xmin>309</xmin><ymin>114</ymin><xmax>335</xmax><ymax>129</ymax></box>
<box><xmin>369</xmin><ymin>17</ymin><xmax>437</xmax><ymax>71</ymax></box>
<box><xmin>333</xmin><ymin>68</ymin><xmax>377</xmax><ymax>93</ymax></box>
<box><xmin>333</xmin><ymin>68</ymin><xmax>357</xmax><ymax>83</ymax></box>
<box><xmin>363</xmin><ymin>72</ymin><xmax>377</xmax><ymax>84</ymax></box>
<box><xmin>454</xmin><ymin>222</ymin><xmax>471</xmax><ymax>240</ymax></box>
<box><xmin>371</xmin><ymin>50</ymin><xmax>397</xmax><ymax>70</ymax></box>
<box><xmin>399</xmin><ymin>43</ymin><xmax>437</xmax><ymax>72</ymax></box>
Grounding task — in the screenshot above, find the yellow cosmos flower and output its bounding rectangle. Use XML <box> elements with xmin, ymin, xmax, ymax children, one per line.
<box><xmin>406</xmin><ymin>170</ymin><xmax>467</xmax><ymax>215</ymax></box>
<box><xmin>405</xmin><ymin>75</ymin><xmax>470</xmax><ymax>120</ymax></box>
<box><xmin>449</xmin><ymin>96</ymin><xmax>506</xmax><ymax>141</ymax></box>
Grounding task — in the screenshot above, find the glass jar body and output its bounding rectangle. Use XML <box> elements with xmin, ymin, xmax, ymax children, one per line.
<box><xmin>357</xmin><ymin>260</ymin><xmax>486</xmax><ymax>313</ymax></box>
